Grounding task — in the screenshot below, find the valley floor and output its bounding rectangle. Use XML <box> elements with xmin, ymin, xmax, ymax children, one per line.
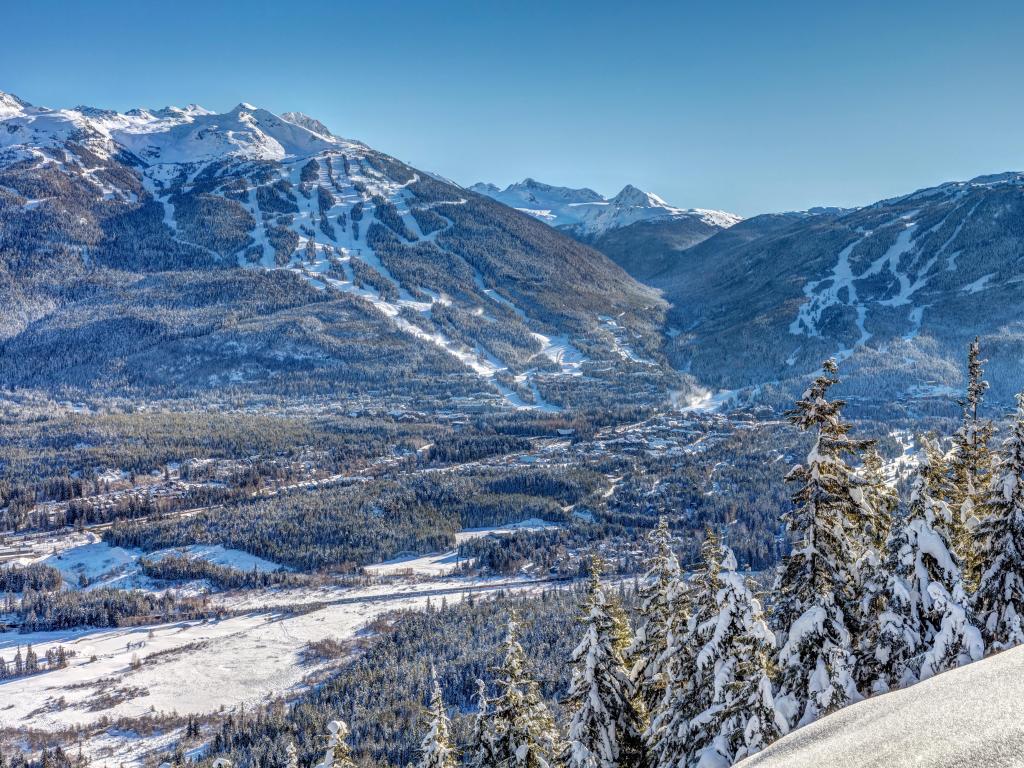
<box><xmin>1</xmin><ymin>538</ymin><xmax>556</xmax><ymax>766</ymax></box>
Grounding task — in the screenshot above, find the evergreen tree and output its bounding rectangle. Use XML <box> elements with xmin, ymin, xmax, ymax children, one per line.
<box><xmin>628</xmin><ymin>517</ymin><xmax>683</xmax><ymax>716</ymax></box>
<box><xmin>285</xmin><ymin>742</ymin><xmax>298</xmax><ymax>768</ymax></box>
<box><xmin>313</xmin><ymin>721</ymin><xmax>357</xmax><ymax>768</ymax></box>
<box><xmin>490</xmin><ymin>613</ymin><xmax>562</xmax><ymax>768</ymax></box>
<box><xmin>566</xmin><ymin>564</ymin><xmax>645</xmax><ymax>768</ymax></box>
<box><xmin>974</xmin><ymin>394</ymin><xmax>1024</xmax><ymax>651</ymax></box>
<box><xmin>849</xmin><ymin>447</ymin><xmax>896</xmax><ymax>695</ymax></box>
<box><xmin>725</xmin><ymin>643</ymin><xmax>784</xmax><ymax>764</ymax></box>
<box><xmin>859</xmin><ymin>447</ymin><xmax>897</xmax><ymax>550</ymax></box>
<box><xmin>646</xmin><ymin>530</ymin><xmax>720</xmax><ymax>768</ymax></box>
<box><xmin>774</xmin><ymin>360</ymin><xmax>864</xmax><ymax>728</ymax></box>
<box><xmin>467</xmin><ymin>679</ymin><xmax>498</xmax><ymax>768</ymax></box>
<box><xmin>417</xmin><ymin>668</ymin><xmax>458</xmax><ymax>768</ymax></box>
<box><xmin>875</xmin><ymin>449</ymin><xmax>976</xmax><ymax>689</ymax></box>
<box><xmin>689</xmin><ymin>547</ymin><xmax>785</xmax><ymax>768</ymax></box>
<box><xmin>919</xmin><ymin>580</ymin><xmax>983</xmax><ymax>680</ymax></box>
<box><xmin>948</xmin><ymin>338</ymin><xmax>995</xmax><ymax>585</ymax></box>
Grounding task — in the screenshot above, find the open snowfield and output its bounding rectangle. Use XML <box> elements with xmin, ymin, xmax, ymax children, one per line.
<box><xmin>364</xmin><ymin>519</ymin><xmax>561</xmax><ymax>576</ymax></box>
<box><xmin>737</xmin><ymin>645</ymin><xmax>1024</xmax><ymax>768</ymax></box>
<box><xmin>21</xmin><ymin>533</ymin><xmax>289</xmax><ymax>593</ymax></box>
<box><xmin>0</xmin><ymin>521</ymin><xmax>564</xmax><ymax>764</ymax></box>
<box><xmin>1</xmin><ymin>577</ymin><xmax>549</xmax><ymax>748</ymax></box>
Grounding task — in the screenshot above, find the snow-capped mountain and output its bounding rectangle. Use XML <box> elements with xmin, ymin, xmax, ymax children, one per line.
<box><xmin>0</xmin><ymin>94</ymin><xmax>336</xmax><ymax>165</ymax></box>
<box><xmin>0</xmin><ymin>91</ymin><xmax>674</xmax><ymax>408</ymax></box>
<box><xmin>469</xmin><ymin>178</ymin><xmax>741</xmax><ymax>236</ymax></box>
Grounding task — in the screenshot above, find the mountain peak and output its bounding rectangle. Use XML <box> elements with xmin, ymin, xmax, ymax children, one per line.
<box><xmin>611</xmin><ymin>184</ymin><xmax>665</xmax><ymax>208</ymax></box>
<box><xmin>153</xmin><ymin>104</ymin><xmax>213</xmax><ymax>119</ymax></box>
<box><xmin>469</xmin><ymin>182</ymin><xmax>500</xmax><ymax>194</ymax></box>
<box><xmin>281</xmin><ymin>111</ymin><xmax>334</xmax><ymax>138</ymax></box>
<box><xmin>0</xmin><ymin>91</ymin><xmax>30</xmax><ymax>118</ymax></box>
<box><xmin>473</xmin><ymin>177</ymin><xmax>740</xmax><ymax>235</ymax></box>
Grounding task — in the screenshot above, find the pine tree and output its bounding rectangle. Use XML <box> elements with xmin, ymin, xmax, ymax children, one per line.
<box><xmin>313</xmin><ymin>721</ymin><xmax>356</xmax><ymax>768</ymax></box>
<box><xmin>689</xmin><ymin>547</ymin><xmax>785</xmax><ymax>768</ymax></box>
<box><xmin>774</xmin><ymin>360</ymin><xmax>865</xmax><ymax>728</ymax></box>
<box><xmin>646</xmin><ymin>530</ymin><xmax>720</xmax><ymax>768</ymax></box>
<box><xmin>974</xmin><ymin>394</ymin><xmax>1024</xmax><ymax>651</ymax></box>
<box><xmin>859</xmin><ymin>447</ymin><xmax>897</xmax><ymax>550</ymax></box>
<box><xmin>285</xmin><ymin>742</ymin><xmax>299</xmax><ymax>768</ymax></box>
<box><xmin>875</xmin><ymin>449</ymin><xmax>978</xmax><ymax>689</ymax></box>
<box><xmin>849</xmin><ymin>447</ymin><xmax>896</xmax><ymax>695</ymax></box>
<box><xmin>726</xmin><ymin>643</ymin><xmax>784</xmax><ymax>764</ymax></box>
<box><xmin>490</xmin><ymin>613</ymin><xmax>562</xmax><ymax>768</ymax></box>
<box><xmin>628</xmin><ymin>517</ymin><xmax>684</xmax><ymax>716</ymax></box>
<box><xmin>468</xmin><ymin>679</ymin><xmax>498</xmax><ymax>768</ymax></box>
<box><xmin>919</xmin><ymin>580</ymin><xmax>983</xmax><ymax>680</ymax></box>
<box><xmin>948</xmin><ymin>338</ymin><xmax>995</xmax><ymax>586</ymax></box>
<box><xmin>417</xmin><ymin>667</ymin><xmax>458</xmax><ymax>768</ymax></box>
<box><xmin>566</xmin><ymin>564</ymin><xmax>645</xmax><ymax>768</ymax></box>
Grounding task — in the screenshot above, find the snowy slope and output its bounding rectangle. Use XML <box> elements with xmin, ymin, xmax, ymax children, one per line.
<box><xmin>470</xmin><ymin>178</ymin><xmax>741</xmax><ymax>235</ymax></box>
<box><xmin>112</xmin><ymin>103</ymin><xmax>337</xmax><ymax>163</ymax></box>
<box><xmin>737</xmin><ymin>645</ymin><xmax>1024</xmax><ymax>768</ymax></box>
<box><xmin>0</xmin><ymin>91</ymin><xmax>335</xmax><ymax>164</ymax></box>
<box><xmin>654</xmin><ymin>171</ymin><xmax>1024</xmax><ymax>407</ymax></box>
<box><xmin>0</xmin><ymin>90</ymin><xmax>671</xmax><ymax>409</ymax></box>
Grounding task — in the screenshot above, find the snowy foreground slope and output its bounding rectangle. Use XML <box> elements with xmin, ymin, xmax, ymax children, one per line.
<box><xmin>737</xmin><ymin>645</ymin><xmax>1024</xmax><ymax>768</ymax></box>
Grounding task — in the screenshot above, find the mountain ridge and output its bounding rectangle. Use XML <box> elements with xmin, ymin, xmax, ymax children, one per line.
<box><xmin>469</xmin><ymin>177</ymin><xmax>742</xmax><ymax>235</ymax></box>
<box><xmin>0</xmin><ymin>90</ymin><xmax>675</xmax><ymax>411</ymax></box>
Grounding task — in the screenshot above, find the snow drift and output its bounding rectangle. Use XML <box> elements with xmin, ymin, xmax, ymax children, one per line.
<box><xmin>736</xmin><ymin>644</ymin><xmax>1024</xmax><ymax>768</ymax></box>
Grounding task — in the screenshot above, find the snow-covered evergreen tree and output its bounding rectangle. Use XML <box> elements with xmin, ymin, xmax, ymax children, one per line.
<box><xmin>948</xmin><ymin>338</ymin><xmax>994</xmax><ymax>585</ymax></box>
<box><xmin>628</xmin><ymin>517</ymin><xmax>684</xmax><ymax>716</ymax></box>
<box><xmin>314</xmin><ymin>720</ymin><xmax>356</xmax><ymax>768</ymax></box>
<box><xmin>490</xmin><ymin>613</ymin><xmax>562</xmax><ymax>768</ymax></box>
<box><xmin>689</xmin><ymin>547</ymin><xmax>785</xmax><ymax>768</ymax></box>
<box><xmin>773</xmin><ymin>361</ymin><xmax>865</xmax><ymax>728</ymax></box>
<box><xmin>849</xmin><ymin>447</ymin><xmax>896</xmax><ymax>695</ymax></box>
<box><xmin>726</xmin><ymin>642</ymin><xmax>784</xmax><ymax>764</ymax></box>
<box><xmin>919</xmin><ymin>580</ymin><xmax>983</xmax><ymax>680</ymax></box>
<box><xmin>646</xmin><ymin>530</ymin><xmax>727</xmax><ymax>768</ymax></box>
<box><xmin>417</xmin><ymin>667</ymin><xmax>457</xmax><ymax>768</ymax></box>
<box><xmin>285</xmin><ymin>741</ymin><xmax>299</xmax><ymax>768</ymax></box>
<box><xmin>875</xmin><ymin>449</ymin><xmax>978</xmax><ymax>689</ymax></box>
<box><xmin>467</xmin><ymin>679</ymin><xmax>497</xmax><ymax>768</ymax></box>
<box><xmin>859</xmin><ymin>447</ymin><xmax>897</xmax><ymax>550</ymax></box>
<box><xmin>565</xmin><ymin>565</ymin><xmax>645</xmax><ymax>768</ymax></box>
<box><xmin>974</xmin><ymin>394</ymin><xmax>1024</xmax><ymax>651</ymax></box>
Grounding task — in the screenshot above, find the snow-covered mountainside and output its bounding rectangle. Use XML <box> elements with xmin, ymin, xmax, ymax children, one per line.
<box><xmin>469</xmin><ymin>178</ymin><xmax>741</xmax><ymax>236</ymax></box>
<box><xmin>0</xmin><ymin>91</ymin><xmax>675</xmax><ymax>409</ymax></box>
<box><xmin>738</xmin><ymin>645</ymin><xmax>1024</xmax><ymax>768</ymax></box>
<box><xmin>654</xmin><ymin>173</ymin><xmax>1024</xmax><ymax>409</ymax></box>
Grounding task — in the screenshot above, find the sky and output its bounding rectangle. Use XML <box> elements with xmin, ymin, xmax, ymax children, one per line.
<box><xmin>2</xmin><ymin>0</ymin><xmax>1023</xmax><ymax>215</ymax></box>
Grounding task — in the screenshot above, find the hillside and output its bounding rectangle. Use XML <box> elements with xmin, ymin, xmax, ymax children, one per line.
<box><xmin>0</xmin><ymin>92</ymin><xmax>675</xmax><ymax>410</ymax></box>
<box><xmin>738</xmin><ymin>646</ymin><xmax>1024</xmax><ymax>768</ymax></box>
<box><xmin>652</xmin><ymin>174</ymin><xmax>1024</xmax><ymax>409</ymax></box>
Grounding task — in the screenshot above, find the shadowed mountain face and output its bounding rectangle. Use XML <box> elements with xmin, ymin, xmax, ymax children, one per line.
<box><xmin>0</xmin><ymin>93</ymin><xmax>677</xmax><ymax>410</ymax></box>
<box><xmin>652</xmin><ymin>175</ymin><xmax>1024</xmax><ymax>408</ymax></box>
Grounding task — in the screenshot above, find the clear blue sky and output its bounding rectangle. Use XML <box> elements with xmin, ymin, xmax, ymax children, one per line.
<box><xmin>3</xmin><ymin>0</ymin><xmax>1022</xmax><ymax>215</ymax></box>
